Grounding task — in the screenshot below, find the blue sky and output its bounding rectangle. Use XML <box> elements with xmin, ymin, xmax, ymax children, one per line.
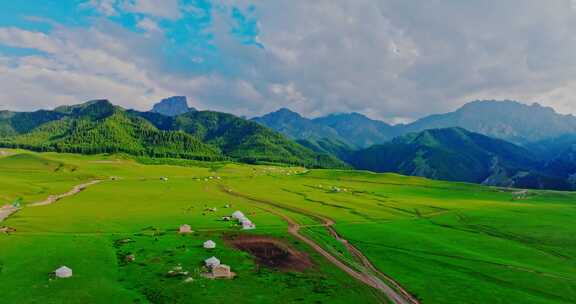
<box><xmin>0</xmin><ymin>0</ymin><xmax>269</xmax><ymax>114</ymax></box>
<box><xmin>0</xmin><ymin>0</ymin><xmax>259</xmax><ymax>74</ymax></box>
<box><xmin>0</xmin><ymin>0</ymin><xmax>575</xmax><ymax>122</ymax></box>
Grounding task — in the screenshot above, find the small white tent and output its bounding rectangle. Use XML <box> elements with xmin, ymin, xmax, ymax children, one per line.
<box><xmin>179</xmin><ymin>224</ymin><xmax>192</xmax><ymax>234</ymax></box>
<box><xmin>203</xmin><ymin>240</ymin><xmax>216</xmax><ymax>249</ymax></box>
<box><xmin>242</xmin><ymin>221</ymin><xmax>256</xmax><ymax>230</ymax></box>
<box><xmin>54</xmin><ymin>266</ymin><xmax>73</xmax><ymax>278</ymax></box>
<box><xmin>232</xmin><ymin>211</ymin><xmax>245</xmax><ymax>220</ymax></box>
<box><xmin>239</xmin><ymin>218</ymin><xmax>252</xmax><ymax>225</ymax></box>
<box><xmin>205</xmin><ymin>256</ymin><xmax>220</xmax><ymax>268</ymax></box>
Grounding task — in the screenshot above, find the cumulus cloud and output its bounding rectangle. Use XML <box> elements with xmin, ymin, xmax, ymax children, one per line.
<box><xmin>208</xmin><ymin>0</ymin><xmax>576</xmax><ymax>120</ymax></box>
<box><xmin>0</xmin><ymin>28</ymin><xmax>63</xmax><ymax>53</ymax></box>
<box><xmin>0</xmin><ymin>23</ymin><xmax>175</xmax><ymax>111</ymax></box>
<box><xmin>1</xmin><ymin>0</ymin><xmax>576</xmax><ymax>122</ymax></box>
<box><xmin>121</xmin><ymin>0</ymin><xmax>182</xmax><ymax>20</ymax></box>
<box><xmin>81</xmin><ymin>0</ymin><xmax>119</xmax><ymax>16</ymax></box>
<box><xmin>136</xmin><ymin>17</ymin><xmax>162</xmax><ymax>33</ymax></box>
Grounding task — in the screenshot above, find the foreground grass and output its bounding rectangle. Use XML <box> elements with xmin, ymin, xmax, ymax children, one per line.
<box><xmin>1</xmin><ymin>149</ymin><xmax>575</xmax><ymax>303</ymax></box>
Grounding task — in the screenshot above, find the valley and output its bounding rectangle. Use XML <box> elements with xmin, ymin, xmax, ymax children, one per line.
<box><xmin>2</xmin><ymin>3</ymin><xmax>576</xmax><ymax>303</ymax></box>
<box><xmin>1</xmin><ymin>150</ymin><xmax>575</xmax><ymax>303</ymax></box>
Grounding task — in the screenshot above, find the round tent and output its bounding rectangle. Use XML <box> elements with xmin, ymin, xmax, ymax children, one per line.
<box><xmin>205</xmin><ymin>256</ymin><xmax>221</xmax><ymax>268</ymax></box>
<box><xmin>54</xmin><ymin>266</ymin><xmax>73</xmax><ymax>278</ymax></box>
<box><xmin>203</xmin><ymin>240</ymin><xmax>216</xmax><ymax>249</ymax></box>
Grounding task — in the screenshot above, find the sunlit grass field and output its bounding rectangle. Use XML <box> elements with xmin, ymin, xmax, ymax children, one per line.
<box><xmin>1</xmin><ymin>149</ymin><xmax>575</xmax><ymax>304</ymax></box>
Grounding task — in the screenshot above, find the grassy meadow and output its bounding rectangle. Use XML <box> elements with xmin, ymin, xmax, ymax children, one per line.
<box><xmin>0</xmin><ymin>149</ymin><xmax>575</xmax><ymax>303</ymax></box>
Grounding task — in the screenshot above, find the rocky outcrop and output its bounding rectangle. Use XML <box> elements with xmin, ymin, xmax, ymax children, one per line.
<box><xmin>151</xmin><ymin>96</ymin><xmax>195</xmax><ymax>116</ymax></box>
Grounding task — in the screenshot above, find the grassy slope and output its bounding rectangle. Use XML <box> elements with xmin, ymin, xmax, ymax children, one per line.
<box><xmin>1</xmin><ymin>100</ymin><xmax>345</xmax><ymax>168</ymax></box>
<box><xmin>225</xmin><ymin>171</ymin><xmax>576</xmax><ymax>304</ymax></box>
<box><xmin>0</xmin><ymin>150</ymin><xmax>379</xmax><ymax>304</ymax></box>
<box><xmin>1</xmin><ymin>149</ymin><xmax>575</xmax><ymax>304</ymax></box>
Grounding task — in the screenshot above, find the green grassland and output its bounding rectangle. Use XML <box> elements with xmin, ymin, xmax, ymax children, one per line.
<box><xmin>0</xmin><ymin>149</ymin><xmax>575</xmax><ymax>303</ymax></box>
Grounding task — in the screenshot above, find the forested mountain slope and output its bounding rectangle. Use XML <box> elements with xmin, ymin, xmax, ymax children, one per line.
<box><xmin>0</xmin><ymin>100</ymin><xmax>346</xmax><ymax>168</ymax></box>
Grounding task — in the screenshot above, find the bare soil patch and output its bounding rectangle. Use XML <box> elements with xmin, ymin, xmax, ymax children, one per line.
<box><xmin>226</xmin><ymin>235</ymin><xmax>312</xmax><ymax>272</ymax></box>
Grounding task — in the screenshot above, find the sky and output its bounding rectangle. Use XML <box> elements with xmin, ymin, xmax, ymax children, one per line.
<box><xmin>0</xmin><ymin>0</ymin><xmax>576</xmax><ymax>123</ymax></box>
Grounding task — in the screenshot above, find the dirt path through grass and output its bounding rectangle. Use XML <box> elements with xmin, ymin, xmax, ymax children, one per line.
<box><xmin>2</xmin><ymin>179</ymin><xmax>103</xmax><ymax>223</ymax></box>
<box><xmin>28</xmin><ymin>180</ymin><xmax>102</xmax><ymax>207</ymax></box>
<box><xmin>0</xmin><ymin>205</ymin><xmax>19</xmax><ymax>222</ymax></box>
<box><xmin>220</xmin><ymin>185</ymin><xmax>420</xmax><ymax>304</ymax></box>
<box><xmin>2</xmin><ymin>180</ymin><xmax>102</xmax><ymax>223</ymax></box>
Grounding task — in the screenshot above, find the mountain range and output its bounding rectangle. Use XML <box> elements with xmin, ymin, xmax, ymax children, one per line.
<box><xmin>252</xmin><ymin>108</ymin><xmax>396</xmax><ymax>149</ymax></box>
<box><xmin>0</xmin><ymin>99</ymin><xmax>346</xmax><ymax>169</ymax></box>
<box><xmin>349</xmin><ymin>128</ymin><xmax>574</xmax><ymax>190</ymax></box>
<box><xmin>252</xmin><ymin>99</ymin><xmax>576</xmax><ymax>190</ymax></box>
<box><xmin>1</xmin><ymin>97</ymin><xmax>575</xmax><ymax>190</ymax></box>
<box><xmin>253</xmin><ymin>100</ymin><xmax>576</xmax><ymax>147</ymax></box>
<box><xmin>402</xmin><ymin>100</ymin><xmax>576</xmax><ymax>144</ymax></box>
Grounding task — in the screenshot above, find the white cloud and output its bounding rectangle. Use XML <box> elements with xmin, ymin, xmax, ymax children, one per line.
<box><xmin>3</xmin><ymin>0</ymin><xmax>576</xmax><ymax>122</ymax></box>
<box><xmin>136</xmin><ymin>17</ymin><xmax>162</xmax><ymax>33</ymax></box>
<box><xmin>121</xmin><ymin>0</ymin><xmax>181</xmax><ymax>20</ymax></box>
<box><xmin>0</xmin><ymin>28</ymin><xmax>62</xmax><ymax>53</ymax></box>
<box><xmin>0</xmin><ymin>24</ymin><xmax>176</xmax><ymax>111</ymax></box>
<box><xmin>206</xmin><ymin>0</ymin><xmax>576</xmax><ymax>120</ymax></box>
<box><xmin>81</xmin><ymin>0</ymin><xmax>119</xmax><ymax>16</ymax></box>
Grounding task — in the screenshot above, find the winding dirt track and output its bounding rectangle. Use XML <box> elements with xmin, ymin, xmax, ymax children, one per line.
<box><xmin>220</xmin><ymin>186</ymin><xmax>420</xmax><ymax>304</ymax></box>
<box><xmin>1</xmin><ymin>180</ymin><xmax>102</xmax><ymax>223</ymax></box>
<box><xmin>0</xmin><ymin>205</ymin><xmax>19</xmax><ymax>222</ymax></box>
<box><xmin>28</xmin><ymin>180</ymin><xmax>102</xmax><ymax>207</ymax></box>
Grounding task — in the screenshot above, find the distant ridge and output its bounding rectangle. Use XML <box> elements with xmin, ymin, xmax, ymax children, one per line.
<box><xmin>348</xmin><ymin>127</ymin><xmax>574</xmax><ymax>190</ymax></box>
<box><xmin>403</xmin><ymin>100</ymin><xmax>576</xmax><ymax>144</ymax></box>
<box><xmin>252</xmin><ymin>109</ymin><xmax>396</xmax><ymax>149</ymax></box>
<box><xmin>255</xmin><ymin>100</ymin><xmax>576</xmax><ymax>146</ymax></box>
<box><xmin>252</xmin><ymin>108</ymin><xmax>344</xmax><ymax>143</ymax></box>
<box><xmin>312</xmin><ymin>112</ymin><xmax>397</xmax><ymax>148</ymax></box>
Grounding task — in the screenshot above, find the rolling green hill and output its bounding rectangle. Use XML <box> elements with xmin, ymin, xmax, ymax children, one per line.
<box><xmin>296</xmin><ymin>137</ymin><xmax>355</xmax><ymax>160</ymax></box>
<box><xmin>0</xmin><ymin>110</ymin><xmax>66</xmax><ymax>137</ymax></box>
<box><xmin>0</xmin><ymin>100</ymin><xmax>220</xmax><ymax>160</ymax></box>
<box><xmin>252</xmin><ymin>108</ymin><xmax>346</xmax><ymax>143</ymax></box>
<box><xmin>137</xmin><ymin>110</ymin><xmax>347</xmax><ymax>168</ymax></box>
<box><xmin>0</xmin><ymin>100</ymin><xmax>346</xmax><ymax>168</ymax></box>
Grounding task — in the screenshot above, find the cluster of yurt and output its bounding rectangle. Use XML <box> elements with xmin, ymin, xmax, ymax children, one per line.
<box><xmin>203</xmin><ymin>241</ymin><xmax>234</xmax><ymax>279</ymax></box>
<box><xmin>204</xmin><ymin>256</ymin><xmax>234</xmax><ymax>279</ymax></box>
<box><xmin>231</xmin><ymin>211</ymin><xmax>255</xmax><ymax>230</ymax></box>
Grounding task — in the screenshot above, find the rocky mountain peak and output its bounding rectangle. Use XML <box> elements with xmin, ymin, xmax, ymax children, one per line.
<box><xmin>151</xmin><ymin>96</ymin><xmax>195</xmax><ymax>116</ymax></box>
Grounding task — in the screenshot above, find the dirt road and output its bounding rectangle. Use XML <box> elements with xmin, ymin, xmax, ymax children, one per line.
<box><xmin>28</xmin><ymin>180</ymin><xmax>102</xmax><ymax>207</ymax></box>
<box><xmin>220</xmin><ymin>186</ymin><xmax>420</xmax><ymax>304</ymax></box>
<box><xmin>0</xmin><ymin>205</ymin><xmax>19</xmax><ymax>222</ymax></box>
<box><xmin>1</xmin><ymin>180</ymin><xmax>102</xmax><ymax>223</ymax></box>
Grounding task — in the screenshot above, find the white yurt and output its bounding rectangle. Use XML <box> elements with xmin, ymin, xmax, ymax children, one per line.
<box><xmin>179</xmin><ymin>224</ymin><xmax>192</xmax><ymax>234</ymax></box>
<box><xmin>242</xmin><ymin>221</ymin><xmax>256</xmax><ymax>230</ymax></box>
<box><xmin>203</xmin><ymin>240</ymin><xmax>216</xmax><ymax>249</ymax></box>
<box><xmin>54</xmin><ymin>266</ymin><xmax>73</xmax><ymax>278</ymax></box>
<box><xmin>205</xmin><ymin>256</ymin><xmax>221</xmax><ymax>268</ymax></box>
<box><xmin>231</xmin><ymin>211</ymin><xmax>245</xmax><ymax>220</ymax></box>
<box><xmin>239</xmin><ymin>218</ymin><xmax>252</xmax><ymax>225</ymax></box>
